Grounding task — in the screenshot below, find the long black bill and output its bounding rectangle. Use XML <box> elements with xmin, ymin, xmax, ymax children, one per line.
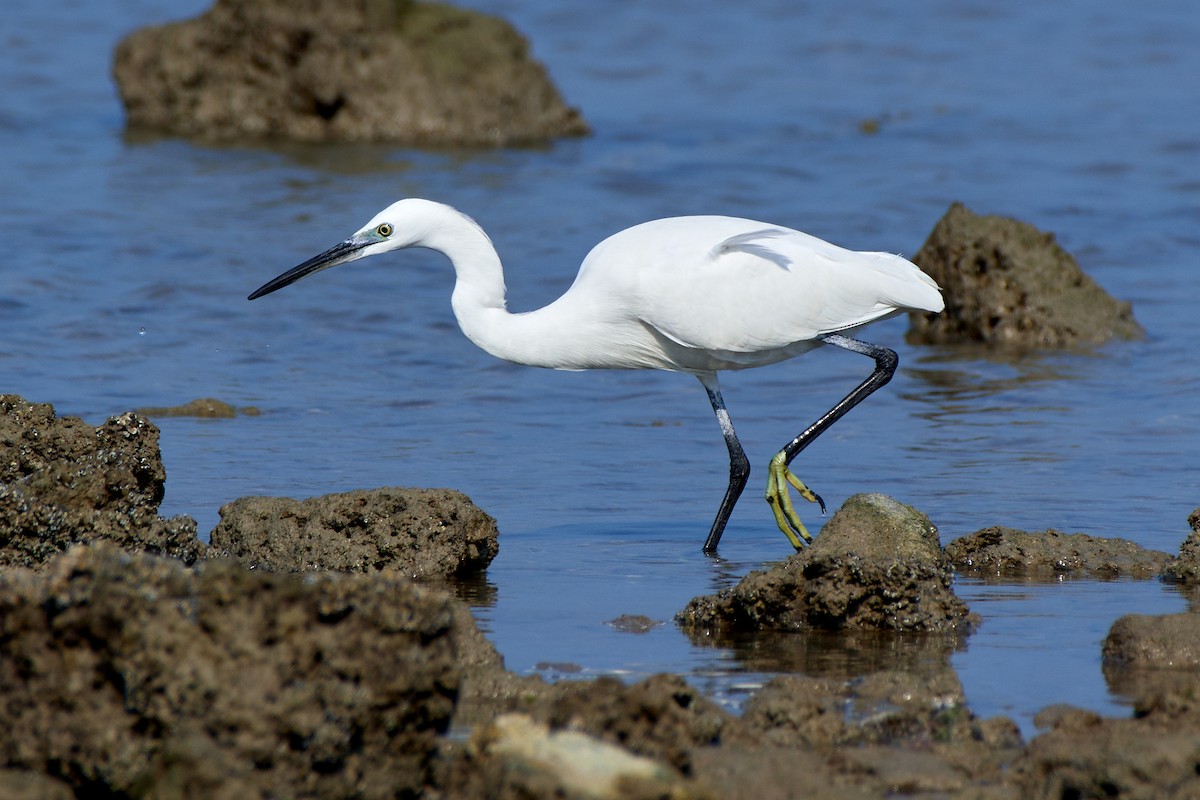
<box><xmin>248</xmin><ymin>238</ymin><xmax>369</xmax><ymax>300</ymax></box>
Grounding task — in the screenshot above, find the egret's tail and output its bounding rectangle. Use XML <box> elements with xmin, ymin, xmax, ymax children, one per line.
<box><xmin>861</xmin><ymin>252</ymin><xmax>944</xmax><ymax>314</ymax></box>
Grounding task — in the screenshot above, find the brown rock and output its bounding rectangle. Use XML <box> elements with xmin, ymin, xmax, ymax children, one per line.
<box><xmin>1013</xmin><ymin>707</ymin><xmax>1200</xmax><ymax>799</ymax></box>
<box><xmin>0</xmin><ymin>770</ymin><xmax>74</xmax><ymax>800</ymax></box>
<box><xmin>113</xmin><ymin>0</ymin><xmax>589</xmax><ymax>146</ymax></box>
<box><xmin>1102</xmin><ymin>613</ymin><xmax>1200</xmax><ymax>669</ymax></box>
<box><xmin>136</xmin><ymin>398</ymin><xmax>258</xmax><ymax>418</ymax></box>
<box><xmin>906</xmin><ymin>202</ymin><xmax>1143</xmax><ymax>348</ymax></box>
<box><xmin>677</xmin><ymin>494</ymin><xmax>975</xmax><ymax>633</ymax></box>
<box><xmin>209</xmin><ymin>486</ymin><xmax>498</xmax><ymax>578</ymax></box>
<box><xmin>0</xmin><ymin>542</ymin><xmax>460</xmax><ymax>798</ymax></box>
<box><xmin>529</xmin><ymin>674</ymin><xmax>738</xmax><ymax>775</ymax></box>
<box><xmin>0</xmin><ymin>395</ymin><xmax>203</xmax><ymax>567</ymax></box>
<box><xmin>947</xmin><ymin>526</ymin><xmax>1171</xmax><ymax>578</ymax></box>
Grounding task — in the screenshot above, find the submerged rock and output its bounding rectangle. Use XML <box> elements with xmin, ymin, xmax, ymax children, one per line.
<box><xmin>947</xmin><ymin>526</ymin><xmax>1171</xmax><ymax>579</ymax></box>
<box><xmin>0</xmin><ymin>395</ymin><xmax>203</xmax><ymax>568</ymax></box>
<box><xmin>906</xmin><ymin>202</ymin><xmax>1144</xmax><ymax>348</ymax></box>
<box><xmin>209</xmin><ymin>487</ymin><xmax>499</xmax><ymax>578</ymax></box>
<box><xmin>113</xmin><ymin>0</ymin><xmax>589</xmax><ymax>146</ymax></box>
<box><xmin>136</xmin><ymin>398</ymin><xmax>259</xmax><ymax>418</ymax></box>
<box><xmin>676</xmin><ymin>494</ymin><xmax>975</xmax><ymax>634</ymax></box>
<box><xmin>0</xmin><ymin>542</ymin><xmax>461</xmax><ymax>798</ymax></box>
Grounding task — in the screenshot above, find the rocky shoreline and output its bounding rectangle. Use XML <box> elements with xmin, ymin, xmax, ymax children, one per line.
<box><xmin>1</xmin><ymin>394</ymin><xmax>1198</xmax><ymax>798</ymax></box>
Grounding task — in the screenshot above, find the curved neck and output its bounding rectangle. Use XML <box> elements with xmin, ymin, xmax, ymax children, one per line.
<box><xmin>418</xmin><ymin>203</ymin><xmax>647</xmax><ymax>371</ymax></box>
<box><xmin>422</xmin><ymin>208</ymin><xmax>552</xmax><ymax>367</ymax></box>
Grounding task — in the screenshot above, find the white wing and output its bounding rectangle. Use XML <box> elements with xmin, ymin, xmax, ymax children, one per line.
<box><xmin>581</xmin><ymin>217</ymin><xmax>940</xmax><ymax>356</ymax></box>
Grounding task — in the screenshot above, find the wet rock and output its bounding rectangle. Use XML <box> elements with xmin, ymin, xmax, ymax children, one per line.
<box><xmin>0</xmin><ymin>395</ymin><xmax>203</xmax><ymax>568</ymax></box>
<box><xmin>1161</xmin><ymin>507</ymin><xmax>1200</xmax><ymax>583</ymax></box>
<box><xmin>0</xmin><ymin>542</ymin><xmax>460</xmax><ymax>798</ymax></box>
<box><xmin>113</xmin><ymin>0</ymin><xmax>589</xmax><ymax>146</ymax></box>
<box><xmin>906</xmin><ymin>202</ymin><xmax>1144</xmax><ymax>348</ymax></box>
<box><xmin>1102</xmin><ymin>613</ymin><xmax>1200</xmax><ymax>669</ymax></box>
<box><xmin>209</xmin><ymin>487</ymin><xmax>498</xmax><ymax>578</ymax></box>
<box><xmin>136</xmin><ymin>398</ymin><xmax>259</xmax><ymax>418</ymax></box>
<box><xmin>947</xmin><ymin>526</ymin><xmax>1171</xmax><ymax>578</ymax></box>
<box><xmin>677</xmin><ymin>494</ymin><xmax>975</xmax><ymax>633</ymax></box>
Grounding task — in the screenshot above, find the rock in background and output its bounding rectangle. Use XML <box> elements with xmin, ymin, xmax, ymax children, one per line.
<box><xmin>907</xmin><ymin>202</ymin><xmax>1144</xmax><ymax>348</ymax></box>
<box><xmin>113</xmin><ymin>0</ymin><xmax>590</xmax><ymax>146</ymax></box>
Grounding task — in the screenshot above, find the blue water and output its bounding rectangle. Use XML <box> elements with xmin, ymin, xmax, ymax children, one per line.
<box><xmin>3</xmin><ymin>0</ymin><xmax>1198</xmax><ymax>736</ymax></box>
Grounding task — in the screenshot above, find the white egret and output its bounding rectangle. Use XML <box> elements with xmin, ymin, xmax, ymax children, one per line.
<box><xmin>249</xmin><ymin>199</ymin><xmax>943</xmax><ymax>553</ymax></box>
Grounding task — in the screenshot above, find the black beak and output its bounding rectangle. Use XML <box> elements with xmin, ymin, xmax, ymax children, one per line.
<box><xmin>248</xmin><ymin>238</ymin><xmax>369</xmax><ymax>300</ymax></box>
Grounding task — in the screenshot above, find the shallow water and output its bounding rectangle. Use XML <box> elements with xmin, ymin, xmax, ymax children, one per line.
<box><xmin>3</xmin><ymin>0</ymin><xmax>1199</xmax><ymax>736</ymax></box>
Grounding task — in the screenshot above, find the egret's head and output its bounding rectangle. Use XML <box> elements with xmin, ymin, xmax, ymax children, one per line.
<box><xmin>248</xmin><ymin>199</ymin><xmax>449</xmax><ymax>301</ymax></box>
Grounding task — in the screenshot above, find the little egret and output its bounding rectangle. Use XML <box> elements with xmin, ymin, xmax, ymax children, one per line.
<box><xmin>249</xmin><ymin>199</ymin><xmax>943</xmax><ymax>553</ymax></box>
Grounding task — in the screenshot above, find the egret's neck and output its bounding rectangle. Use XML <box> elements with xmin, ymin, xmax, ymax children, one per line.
<box><xmin>421</xmin><ymin>204</ymin><xmax>656</xmax><ymax>371</ymax></box>
<box><xmin>422</xmin><ymin>208</ymin><xmax>542</xmax><ymax>366</ymax></box>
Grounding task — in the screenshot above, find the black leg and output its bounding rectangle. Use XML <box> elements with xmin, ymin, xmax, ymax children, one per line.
<box><xmin>765</xmin><ymin>333</ymin><xmax>899</xmax><ymax>548</ymax></box>
<box><xmin>699</xmin><ymin>375</ymin><xmax>750</xmax><ymax>554</ymax></box>
<box><xmin>781</xmin><ymin>334</ymin><xmax>898</xmax><ymax>465</ymax></box>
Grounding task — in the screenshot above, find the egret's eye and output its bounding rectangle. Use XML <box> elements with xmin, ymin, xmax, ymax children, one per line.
<box><xmin>376</xmin><ymin>223</ymin><xmax>394</xmax><ymax>237</ymax></box>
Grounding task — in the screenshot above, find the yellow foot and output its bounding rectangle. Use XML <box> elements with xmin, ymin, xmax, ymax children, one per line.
<box><xmin>764</xmin><ymin>451</ymin><xmax>826</xmax><ymax>550</ymax></box>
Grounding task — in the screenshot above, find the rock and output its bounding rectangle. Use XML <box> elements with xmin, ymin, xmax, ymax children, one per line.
<box><xmin>0</xmin><ymin>395</ymin><xmax>203</xmax><ymax>568</ymax></box>
<box><xmin>745</xmin><ymin>668</ymin><xmax>972</xmax><ymax>747</ymax></box>
<box><xmin>0</xmin><ymin>770</ymin><xmax>74</xmax><ymax>800</ymax></box>
<box><xmin>529</xmin><ymin>674</ymin><xmax>739</xmax><ymax>775</ymax></box>
<box><xmin>136</xmin><ymin>398</ymin><xmax>259</xmax><ymax>418</ymax></box>
<box><xmin>947</xmin><ymin>526</ymin><xmax>1171</xmax><ymax>578</ymax></box>
<box><xmin>906</xmin><ymin>202</ymin><xmax>1144</xmax><ymax>348</ymax></box>
<box><xmin>677</xmin><ymin>494</ymin><xmax>975</xmax><ymax>633</ymax></box>
<box><xmin>1161</xmin><ymin>508</ymin><xmax>1200</xmax><ymax>583</ymax></box>
<box><xmin>113</xmin><ymin>0</ymin><xmax>589</xmax><ymax>146</ymax></box>
<box><xmin>1012</xmin><ymin>700</ymin><xmax>1200</xmax><ymax>799</ymax></box>
<box><xmin>209</xmin><ymin>487</ymin><xmax>498</xmax><ymax>578</ymax></box>
<box><xmin>1102</xmin><ymin>613</ymin><xmax>1200</xmax><ymax>669</ymax></box>
<box><xmin>436</xmin><ymin>674</ymin><xmax>738</xmax><ymax>798</ymax></box>
<box><xmin>0</xmin><ymin>542</ymin><xmax>460</xmax><ymax>798</ymax></box>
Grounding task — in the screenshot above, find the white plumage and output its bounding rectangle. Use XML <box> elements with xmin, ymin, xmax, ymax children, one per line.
<box><xmin>250</xmin><ymin>199</ymin><xmax>943</xmax><ymax>552</ymax></box>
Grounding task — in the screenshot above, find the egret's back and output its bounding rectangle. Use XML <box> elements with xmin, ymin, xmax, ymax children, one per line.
<box><xmin>566</xmin><ymin>216</ymin><xmax>942</xmax><ymax>372</ymax></box>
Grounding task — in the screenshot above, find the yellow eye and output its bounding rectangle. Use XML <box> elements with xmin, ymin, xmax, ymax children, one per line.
<box><xmin>376</xmin><ymin>223</ymin><xmax>393</xmax><ymax>237</ymax></box>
